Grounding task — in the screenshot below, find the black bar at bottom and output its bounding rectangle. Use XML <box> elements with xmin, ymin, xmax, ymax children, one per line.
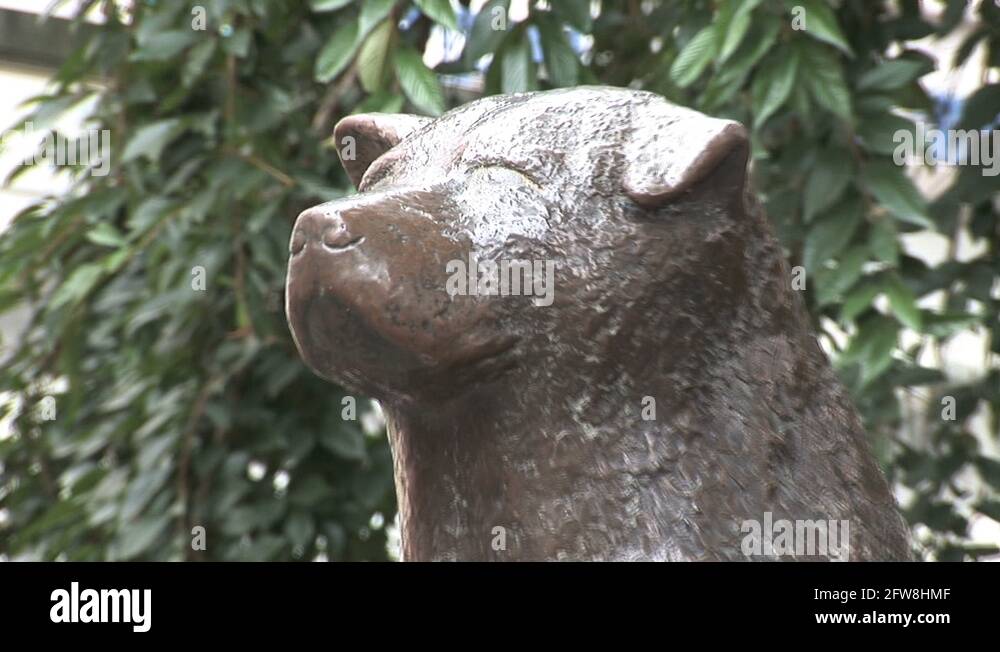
<box><xmin>0</xmin><ymin>562</ymin><xmax>990</xmax><ymax>639</ymax></box>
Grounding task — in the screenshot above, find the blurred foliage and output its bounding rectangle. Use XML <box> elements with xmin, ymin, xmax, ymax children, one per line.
<box><xmin>1</xmin><ymin>0</ymin><xmax>998</xmax><ymax>561</ymax></box>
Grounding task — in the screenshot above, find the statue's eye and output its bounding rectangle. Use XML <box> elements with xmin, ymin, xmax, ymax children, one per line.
<box><xmin>466</xmin><ymin>161</ymin><xmax>540</xmax><ymax>188</ymax></box>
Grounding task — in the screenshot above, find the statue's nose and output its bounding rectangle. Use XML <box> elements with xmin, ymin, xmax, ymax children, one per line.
<box><xmin>290</xmin><ymin>207</ymin><xmax>357</xmax><ymax>254</ymax></box>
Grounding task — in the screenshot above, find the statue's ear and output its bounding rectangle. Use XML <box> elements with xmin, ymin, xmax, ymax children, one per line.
<box><xmin>333</xmin><ymin>113</ymin><xmax>432</xmax><ymax>189</ymax></box>
<box><xmin>622</xmin><ymin>100</ymin><xmax>749</xmax><ymax>208</ymax></box>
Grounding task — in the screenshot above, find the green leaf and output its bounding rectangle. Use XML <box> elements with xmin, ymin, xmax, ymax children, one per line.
<box><xmin>884</xmin><ymin>273</ymin><xmax>922</xmax><ymax>331</ymax></box>
<box><xmin>787</xmin><ymin>0</ymin><xmax>853</xmax><ymax>56</ymax></box>
<box><xmin>857</xmin><ymin>59</ymin><xmax>928</xmax><ymax>91</ymax></box>
<box><xmin>862</xmin><ymin>161</ymin><xmax>934</xmax><ymax>229</ymax></box>
<box><xmin>551</xmin><ymin>0</ymin><xmax>592</xmax><ymax>33</ymax></box>
<box><xmin>700</xmin><ymin>17</ymin><xmax>780</xmax><ymax>110</ymax></box>
<box><xmin>320</xmin><ymin>424</ymin><xmax>366</xmax><ymax>461</ymax></box>
<box><xmin>975</xmin><ymin>500</ymin><xmax>1000</xmax><ymax>523</ymax></box>
<box><xmin>854</xmin><ymin>93</ymin><xmax>897</xmax><ymax>114</ymax></box>
<box><xmin>789</xmin><ymin>77</ymin><xmax>813</xmax><ymax>118</ymax></box>
<box><xmin>310</xmin><ymin>0</ymin><xmax>354</xmax><ymax>11</ymax></box>
<box><xmin>752</xmin><ymin>48</ymin><xmax>800</xmax><ymax>127</ymax></box>
<box><xmin>724</xmin><ymin>17</ymin><xmax>780</xmax><ymax>79</ymax></box>
<box><xmin>415</xmin><ymin>0</ymin><xmax>458</xmax><ymax>31</ymax></box>
<box><xmin>119</xmin><ymin>464</ymin><xmax>172</xmax><ymax>522</ymax></box>
<box><xmin>183</xmin><ymin>39</ymin><xmax>217</xmax><ymax>88</ymax></box>
<box><xmin>393</xmin><ymin>47</ymin><xmax>445</xmax><ymax>115</ymax></box>
<box><xmin>670</xmin><ymin>25</ymin><xmax>717</xmax><ymax>88</ymax></box>
<box><xmin>923</xmin><ymin>312</ymin><xmax>982</xmax><ymax>338</ymax></box>
<box><xmin>50</xmin><ymin>263</ymin><xmax>104</xmax><ymax>309</ymax></box>
<box><xmin>893</xmin><ymin>366</ymin><xmax>945</xmax><ymax>386</ymax></box>
<box><xmin>868</xmin><ymin>218</ymin><xmax>899</xmax><ymax>265</ymax></box>
<box><xmin>127</xmin><ymin>197</ymin><xmax>174</xmax><ymax>233</ymax></box>
<box><xmin>958</xmin><ymin>83</ymin><xmax>1000</xmax><ymax>130</ymax></box>
<box><xmin>841</xmin><ymin>315</ymin><xmax>900</xmax><ymax>385</ymax></box>
<box><xmin>719</xmin><ymin>1</ymin><xmax>760</xmax><ymax>63</ymax></box>
<box><xmin>797</xmin><ymin>40</ymin><xmax>852</xmax><ymax>122</ymax></box>
<box><xmin>803</xmin><ymin>146</ymin><xmax>853</xmax><ymax>221</ymax></box>
<box><xmin>113</xmin><ymin>515</ymin><xmax>169</xmax><ymax>560</ymax></box>
<box><xmin>857</xmin><ymin>112</ymin><xmax>916</xmax><ymax>155</ymax></box>
<box><xmin>977</xmin><ymin>456</ymin><xmax>1000</xmax><ymax>488</ymax></box>
<box><xmin>537</xmin><ymin>15</ymin><xmax>578</xmax><ymax>87</ymax></box>
<box><xmin>86</xmin><ymin>222</ymin><xmax>127</xmax><ymax>248</ymax></box>
<box><xmin>841</xmin><ymin>277</ymin><xmax>881</xmax><ymax>322</ymax></box>
<box><xmin>816</xmin><ymin>245</ymin><xmax>867</xmax><ymax>306</ymax></box>
<box><xmin>121</xmin><ymin>118</ymin><xmax>183</xmax><ymax>164</ymax></box>
<box><xmin>131</xmin><ymin>30</ymin><xmax>198</xmax><ymax>62</ymax></box>
<box><xmin>500</xmin><ymin>33</ymin><xmax>535</xmax><ymax>94</ymax></box>
<box><xmin>803</xmin><ymin>195</ymin><xmax>863</xmax><ymax>272</ymax></box>
<box><xmin>314</xmin><ymin>19</ymin><xmax>360</xmax><ymax>83</ymax></box>
<box><xmin>356</xmin><ymin>89</ymin><xmax>405</xmax><ymax>114</ymax></box>
<box><xmin>359</xmin><ymin>0</ymin><xmax>396</xmax><ymax>38</ymax></box>
<box><xmin>285</xmin><ymin>512</ymin><xmax>316</xmax><ymax>549</ymax></box>
<box><xmin>467</xmin><ymin>0</ymin><xmax>511</xmax><ymax>61</ymax></box>
<box><xmin>357</xmin><ymin>19</ymin><xmax>394</xmax><ymax>92</ymax></box>
<box><xmin>222</xmin><ymin>27</ymin><xmax>252</xmax><ymax>58</ymax></box>
<box><xmin>101</xmin><ymin>247</ymin><xmax>130</xmax><ymax>273</ymax></box>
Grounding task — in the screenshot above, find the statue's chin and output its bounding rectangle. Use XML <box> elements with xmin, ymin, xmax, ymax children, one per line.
<box><xmin>288</xmin><ymin>296</ymin><xmax>410</xmax><ymax>396</ymax></box>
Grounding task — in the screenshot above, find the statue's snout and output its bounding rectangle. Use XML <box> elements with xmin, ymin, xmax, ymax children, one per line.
<box><xmin>290</xmin><ymin>206</ymin><xmax>361</xmax><ymax>255</ymax></box>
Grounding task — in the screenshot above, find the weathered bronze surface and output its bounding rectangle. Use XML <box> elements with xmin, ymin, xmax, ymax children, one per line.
<box><xmin>285</xmin><ymin>87</ymin><xmax>911</xmax><ymax>561</ymax></box>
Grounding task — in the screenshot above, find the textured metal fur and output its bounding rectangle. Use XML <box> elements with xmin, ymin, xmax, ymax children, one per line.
<box><xmin>285</xmin><ymin>87</ymin><xmax>911</xmax><ymax>561</ymax></box>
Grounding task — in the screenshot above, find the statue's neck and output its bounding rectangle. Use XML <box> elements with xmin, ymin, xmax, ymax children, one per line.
<box><xmin>382</xmin><ymin>333</ymin><xmax>764</xmax><ymax>561</ymax></box>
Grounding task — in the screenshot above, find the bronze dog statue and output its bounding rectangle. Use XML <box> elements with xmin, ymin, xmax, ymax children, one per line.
<box><xmin>286</xmin><ymin>87</ymin><xmax>911</xmax><ymax>561</ymax></box>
